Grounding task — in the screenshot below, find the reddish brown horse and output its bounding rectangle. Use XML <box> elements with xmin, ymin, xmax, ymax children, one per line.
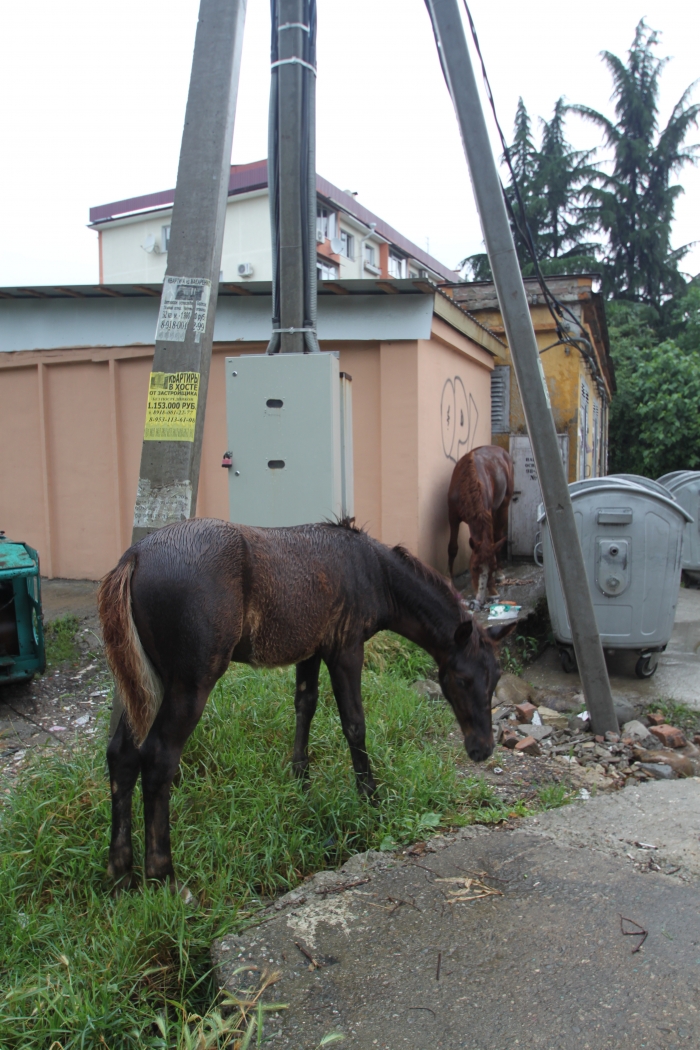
<box><xmin>447</xmin><ymin>445</ymin><xmax>514</xmax><ymax>604</ymax></box>
<box><xmin>98</xmin><ymin>518</ymin><xmax>514</xmax><ymax>889</ymax></box>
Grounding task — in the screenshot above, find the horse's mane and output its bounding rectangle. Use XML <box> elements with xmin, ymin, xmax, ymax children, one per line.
<box><xmin>390</xmin><ymin>544</ymin><xmax>470</xmax><ymax>623</ymax></box>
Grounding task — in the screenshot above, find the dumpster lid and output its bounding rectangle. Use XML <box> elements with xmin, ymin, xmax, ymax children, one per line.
<box><xmin>536</xmin><ymin>477</ymin><xmax>694</xmax><ymax>524</ymax></box>
<box><xmin>0</xmin><ymin>539</ymin><xmax>37</xmax><ymax>579</ymax></box>
<box><xmin>658</xmin><ymin>470</ymin><xmax>700</xmax><ymax>494</ymax></box>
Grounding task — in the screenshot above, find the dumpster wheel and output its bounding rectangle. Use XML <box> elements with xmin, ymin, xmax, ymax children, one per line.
<box><xmin>635</xmin><ymin>653</ymin><xmax>658</xmax><ymax>679</ymax></box>
<box><xmin>559</xmin><ymin>647</ymin><xmax>577</xmax><ymax>674</ymax></box>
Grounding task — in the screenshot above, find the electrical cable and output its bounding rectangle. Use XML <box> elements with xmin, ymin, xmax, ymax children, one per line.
<box><xmin>459</xmin><ymin>0</ymin><xmax>609</xmax><ymax>403</ymax></box>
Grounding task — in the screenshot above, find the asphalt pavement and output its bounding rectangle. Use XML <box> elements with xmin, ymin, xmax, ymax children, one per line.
<box><xmin>214</xmin><ymin>780</ymin><xmax>700</xmax><ymax>1050</ymax></box>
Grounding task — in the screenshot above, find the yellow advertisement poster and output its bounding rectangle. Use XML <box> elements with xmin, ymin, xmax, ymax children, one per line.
<box><xmin>143</xmin><ymin>371</ymin><xmax>200</xmax><ymax>442</ymax></box>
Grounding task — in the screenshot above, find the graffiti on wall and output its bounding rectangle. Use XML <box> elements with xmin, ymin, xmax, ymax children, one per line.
<box><xmin>441</xmin><ymin>376</ymin><xmax>479</xmax><ymax>463</ymax></box>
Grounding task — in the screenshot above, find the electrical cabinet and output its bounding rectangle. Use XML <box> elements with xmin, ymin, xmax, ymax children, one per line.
<box><xmin>224</xmin><ymin>352</ymin><xmax>353</xmax><ymax>527</ymax></box>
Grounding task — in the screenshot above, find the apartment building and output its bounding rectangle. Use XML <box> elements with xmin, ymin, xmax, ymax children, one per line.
<box><xmin>89</xmin><ymin>159</ymin><xmax>458</xmax><ymax>286</ymax></box>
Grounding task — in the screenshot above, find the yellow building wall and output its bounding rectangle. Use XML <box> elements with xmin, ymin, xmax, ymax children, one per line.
<box><xmin>477</xmin><ymin>304</ymin><xmax>607</xmax><ymax>482</ymax></box>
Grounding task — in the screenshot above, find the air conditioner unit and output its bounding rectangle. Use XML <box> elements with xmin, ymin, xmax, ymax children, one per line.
<box><xmin>316</xmin><ymin>231</ymin><xmax>325</xmax><ymax>244</ymax></box>
<box><xmin>237</xmin><ymin>262</ymin><xmax>254</xmax><ymax>278</ymax></box>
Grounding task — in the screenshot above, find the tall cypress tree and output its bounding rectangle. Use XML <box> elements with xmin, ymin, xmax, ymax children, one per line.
<box><xmin>573</xmin><ymin>21</ymin><xmax>700</xmax><ymax>308</ymax></box>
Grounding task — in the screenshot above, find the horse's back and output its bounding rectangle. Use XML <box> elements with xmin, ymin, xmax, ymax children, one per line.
<box><xmin>450</xmin><ymin>446</ymin><xmax>513</xmax><ymax>513</ymax></box>
<box><xmin>128</xmin><ymin>518</ymin><xmax>382</xmax><ymax>670</ymax></box>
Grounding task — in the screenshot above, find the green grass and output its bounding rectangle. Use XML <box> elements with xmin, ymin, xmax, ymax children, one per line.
<box><xmin>43</xmin><ymin>614</ymin><xmax>81</xmax><ymax>669</ymax></box>
<box><xmin>0</xmin><ymin>633</ymin><xmax>559</xmax><ymax>1049</ymax></box>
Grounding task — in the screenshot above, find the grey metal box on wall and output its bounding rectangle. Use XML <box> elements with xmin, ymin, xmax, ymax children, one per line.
<box><xmin>225</xmin><ymin>352</ymin><xmax>353</xmax><ymax>527</ymax></box>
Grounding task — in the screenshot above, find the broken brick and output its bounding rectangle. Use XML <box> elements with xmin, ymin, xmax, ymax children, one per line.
<box><xmin>514</xmin><ymin>735</ymin><xmax>541</xmax><ymax>756</ymax></box>
<box><xmin>647</xmin><ymin>711</ymin><xmax>665</xmax><ymax>726</ymax></box>
<box><xmin>515</xmin><ymin>702</ymin><xmax>537</xmax><ymax>724</ymax></box>
<box><xmin>501</xmin><ymin>728</ymin><xmax>519</xmax><ymax>749</ymax></box>
<box><xmin>649</xmin><ymin>724</ymin><xmax>686</xmax><ymax>749</ymax></box>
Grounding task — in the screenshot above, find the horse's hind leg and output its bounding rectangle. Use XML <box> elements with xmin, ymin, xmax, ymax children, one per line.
<box><xmin>139</xmin><ymin>682</ymin><xmax>211</xmax><ymax>885</ymax></box>
<box><xmin>107</xmin><ymin>713</ymin><xmax>142</xmax><ymax>889</ymax></box>
<box><xmin>292</xmin><ymin>653</ymin><xmax>322</xmax><ymax>781</ymax></box>
<box><xmin>326</xmin><ymin>643</ymin><xmax>377</xmax><ymax>799</ymax></box>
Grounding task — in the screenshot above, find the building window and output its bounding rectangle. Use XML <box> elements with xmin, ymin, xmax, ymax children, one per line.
<box><xmin>316</xmin><ymin>206</ymin><xmax>336</xmax><ymax>243</ymax></box>
<box><xmin>364</xmin><ymin>243</ymin><xmax>375</xmax><ymax>266</ymax></box>
<box><xmin>491</xmin><ymin>366</ymin><xmax>510</xmax><ymax>433</ymax></box>
<box><xmin>317</xmin><ymin>259</ymin><xmax>339</xmax><ymax>281</ymax></box>
<box><xmin>162</xmin><ymin>225</ymin><xmax>171</xmax><ymax>252</ymax></box>
<box><xmin>339</xmin><ymin>230</ymin><xmax>354</xmax><ymax>258</ymax></box>
<box><xmin>388</xmin><ymin>253</ymin><xmax>406</xmax><ymax>279</ymax></box>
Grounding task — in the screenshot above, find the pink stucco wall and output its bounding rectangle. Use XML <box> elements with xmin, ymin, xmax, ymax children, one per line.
<box><xmin>0</xmin><ymin>323</ymin><xmax>492</xmax><ymax>579</ymax></box>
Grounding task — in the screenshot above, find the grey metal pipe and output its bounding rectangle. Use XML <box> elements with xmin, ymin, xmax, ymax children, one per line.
<box><xmin>425</xmin><ymin>0</ymin><xmax>618</xmax><ymax>734</ymax></box>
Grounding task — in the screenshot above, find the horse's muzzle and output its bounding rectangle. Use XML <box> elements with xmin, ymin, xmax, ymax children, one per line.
<box><xmin>464</xmin><ymin>733</ymin><xmax>494</xmax><ymax>763</ymax></box>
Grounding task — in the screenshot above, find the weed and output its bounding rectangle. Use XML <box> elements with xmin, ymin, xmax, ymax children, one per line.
<box><xmin>500</xmin><ymin>634</ymin><xmax>539</xmax><ymax>676</ymax></box>
<box><xmin>649</xmin><ymin>699</ymin><xmax>700</xmax><ymax>735</ymax></box>
<box><xmin>537</xmin><ymin>783</ymin><xmax>575</xmax><ymax>810</ymax></box>
<box><xmin>43</xmin><ymin>614</ymin><xmax>81</xmax><ymax>668</ymax></box>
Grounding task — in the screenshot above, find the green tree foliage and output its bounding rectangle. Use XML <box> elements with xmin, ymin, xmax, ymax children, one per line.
<box><xmin>573</xmin><ymin>21</ymin><xmax>700</xmax><ymax>308</ymax></box>
<box><xmin>461</xmin><ymin>97</ymin><xmax>599</xmax><ymax>280</ymax></box>
<box><xmin>607</xmin><ymin>300</ymin><xmax>700</xmax><ymax>475</ymax></box>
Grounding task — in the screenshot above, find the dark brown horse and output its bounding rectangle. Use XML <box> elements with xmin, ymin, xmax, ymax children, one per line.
<box><xmin>98</xmin><ymin>518</ymin><xmax>514</xmax><ymax>889</ymax></box>
<box><xmin>447</xmin><ymin>445</ymin><xmax>514</xmax><ymax>604</ymax></box>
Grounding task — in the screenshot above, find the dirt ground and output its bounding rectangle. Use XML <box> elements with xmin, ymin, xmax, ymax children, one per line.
<box><xmin>0</xmin><ymin>579</ymin><xmax>111</xmax><ymax>785</ymax></box>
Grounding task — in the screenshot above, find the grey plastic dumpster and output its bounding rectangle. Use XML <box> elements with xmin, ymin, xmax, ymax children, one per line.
<box><xmin>657</xmin><ymin>471</ymin><xmax>700</xmax><ymax>571</ymax></box>
<box><xmin>537</xmin><ymin>478</ymin><xmax>692</xmax><ymax>678</ymax></box>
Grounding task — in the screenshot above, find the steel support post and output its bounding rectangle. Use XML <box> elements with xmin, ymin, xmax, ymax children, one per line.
<box><xmin>131</xmin><ymin>0</ymin><xmax>247</xmax><ymax>545</ymax></box>
<box><xmin>425</xmin><ymin>0</ymin><xmax>618</xmax><ymax>734</ymax></box>
<box><xmin>110</xmin><ymin>0</ymin><xmax>246</xmax><ymax>738</ymax></box>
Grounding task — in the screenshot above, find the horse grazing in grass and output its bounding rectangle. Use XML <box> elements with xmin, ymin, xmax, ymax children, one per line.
<box><xmin>447</xmin><ymin>445</ymin><xmax>514</xmax><ymax>604</ymax></box>
<box><xmin>98</xmin><ymin>518</ymin><xmax>514</xmax><ymax>889</ymax></box>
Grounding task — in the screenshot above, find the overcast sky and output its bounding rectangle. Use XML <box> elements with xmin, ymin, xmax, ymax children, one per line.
<box><xmin>1</xmin><ymin>0</ymin><xmax>699</xmax><ymax>287</ymax></box>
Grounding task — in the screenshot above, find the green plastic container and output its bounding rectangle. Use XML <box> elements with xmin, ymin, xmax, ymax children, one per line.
<box><xmin>0</xmin><ymin>532</ymin><xmax>45</xmax><ymax>684</ymax></box>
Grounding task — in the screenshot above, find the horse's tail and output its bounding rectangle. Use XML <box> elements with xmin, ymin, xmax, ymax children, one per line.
<box><xmin>98</xmin><ymin>553</ymin><xmax>163</xmax><ymax>746</ymax></box>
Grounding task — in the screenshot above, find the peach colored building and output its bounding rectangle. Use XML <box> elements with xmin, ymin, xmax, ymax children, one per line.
<box><xmin>0</xmin><ymin>280</ymin><xmax>501</xmax><ymax>581</ymax></box>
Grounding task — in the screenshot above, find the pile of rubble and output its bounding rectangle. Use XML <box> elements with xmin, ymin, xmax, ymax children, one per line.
<box><xmin>491</xmin><ymin>674</ymin><xmax>700</xmax><ymax>789</ymax></box>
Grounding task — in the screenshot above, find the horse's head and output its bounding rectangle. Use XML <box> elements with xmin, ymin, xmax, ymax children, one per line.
<box><xmin>468</xmin><ymin>535</ymin><xmax>508</xmax><ymax>601</ymax></box>
<box><xmin>439</xmin><ymin>617</ymin><xmax>516</xmax><ymax>762</ymax></box>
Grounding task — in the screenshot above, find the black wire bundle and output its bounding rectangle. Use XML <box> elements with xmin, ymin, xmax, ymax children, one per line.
<box><xmin>456</xmin><ymin>0</ymin><xmax>609</xmax><ymax>402</ymax></box>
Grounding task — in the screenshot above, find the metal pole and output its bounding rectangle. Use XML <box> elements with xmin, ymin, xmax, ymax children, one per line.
<box><xmin>131</xmin><ymin>0</ymin><xmax>247</xmax><ymax>544</ymax></box>
<box><xmin>425</xmin><ymin>0</ymin><xmax>618</xmax><ymax>734</ymax></box>
<box><xmin>110</xmin><ymin>0</ymin><xmax>246</xmax><ymax>738</ymax></box>
<box><xmin>266</xmin><ymin>0</ymin><xmax>319</xmax><ymax>355</ymax></box>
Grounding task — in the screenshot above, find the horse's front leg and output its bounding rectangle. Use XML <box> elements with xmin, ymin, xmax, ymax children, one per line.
<box><xmin>326</xmin><ymin>643</ymin><xmax>376</xmax><ymax>799</ymax></box>
<box><xmin>106</xmin><ymin>713</ymin><xmax>142</xmax><ymax>890</ymax></box>
<box><xmin>292</xmin><ymin>653</ymin><xmax>322</xmax><ymax>781</ymax></box>
<box><xmin>139</xmin><ymin>683</ymin><xmax>210</xmax><ymax>887</ymax></box>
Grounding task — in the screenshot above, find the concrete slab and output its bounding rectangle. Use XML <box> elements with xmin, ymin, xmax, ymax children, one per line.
<box><xmin>214</xmin><ymin>782</ymin><xmax>700</xmax><ymax>1050</ymax></box>
<box><xmin>527</xmin><ymin>588</ymin><xmax>700</xmax><ymax>710</ymax></box>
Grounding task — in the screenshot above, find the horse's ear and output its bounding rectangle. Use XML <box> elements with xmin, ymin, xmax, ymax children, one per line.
<box><xmin>453</xmin><ymin>619</ymin><xmax>473</xmax><ymax>647</ymax></box>
<box><xmin>468</xmin><ymin>537</ymin><xmax>475</xmax><ymax>550</ymax></box>
<box><xmin>487</xmin><ymin>621</ymin><xmax>517</xmax><ymax>643</ymax></box>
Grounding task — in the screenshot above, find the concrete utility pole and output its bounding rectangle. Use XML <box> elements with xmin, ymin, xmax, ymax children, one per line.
<box><xmin>266</xmin><ymin>0</ymin><xmax>320</xmax><ymax>355</ymax></box>
<box><xmin>131</xmin><ymin>0</ymin><xmax>247</xmax><ymax>544</ymax></box>
<box><xmin>110</xmin><ymin>0</ymin><xmax>246</xmax><ymax>738</ymax></box>
<box><xmin>425</xmin><ymin>0</ymin><xmax>618</xmax><ymax>734</ymax></box>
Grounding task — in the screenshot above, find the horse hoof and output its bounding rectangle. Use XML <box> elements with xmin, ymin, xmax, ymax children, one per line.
<box><xmin>108</xmin><ymin>869</ymin><xmax>137</xmax><ymax>896</ymax></box>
